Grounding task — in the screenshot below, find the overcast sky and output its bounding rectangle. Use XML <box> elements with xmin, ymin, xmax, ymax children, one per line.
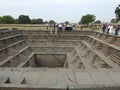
<box><xmin>0</xmin><ymin>0</ymin><xmax>119</xmax><ymax>23</ymax></box>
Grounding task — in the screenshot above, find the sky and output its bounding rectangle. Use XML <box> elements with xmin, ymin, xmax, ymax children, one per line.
<box><xmin>0</xmin><ymin>0</ymin><xmax>119</xmax><ymax>23</ymax></box>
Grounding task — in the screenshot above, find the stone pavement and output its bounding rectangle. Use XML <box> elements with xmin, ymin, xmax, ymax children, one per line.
<box><xmin>0</xmin><ymin>68</ymin><xmax>120</xmax><ymax>90</ymax></box>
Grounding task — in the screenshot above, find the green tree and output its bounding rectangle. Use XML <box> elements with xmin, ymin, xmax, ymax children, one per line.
<box><xmin>31</xmin><ymin>18</ymin><xmax>43</xmax><ymax>24</ymax></box>
<box><xmin>15</xmin><ymin>19</ymin><xmax>19</xmax><ymax>24</ymax></box>
<box><xmin>0</xmin><ymin>15</ymin><xmax>15</xmax><ymax>24</ymax></box>
<box><xmin>80</xmin><ymin>14</ymin><xmax>96</xmax><ymax>25</ymax></box>
<box><xmin>115</xmin><ymin>5</ymin><xmax>120</xmax><ymax>21</ymax></box>
<box><xmin>94</xmin><ymin>20</ymin><xmax>101</xmax><ymax>24</ymax></box>
<box><xmin>0</xmin><ymin>16</ymin><xmax>2</xmax><ymax>24</ymax></box>
<box><xmin>111</xmin><ymin>18</ymin><xmax>117</xmax><ymax>23</ymax></box>
<box><xmin>18</xmin><ymin>15</ymin><xmax>31</xmax><ymax>24</ymax></box>
<box><xmin>64</xmin><ymin>21</ymin><xmax>69</xmax><ymax>25</ymax></box>
<box><xmin>49</xmin><ymin>20</ymin><xmax>55</xmax><ymax>24</ymax></box>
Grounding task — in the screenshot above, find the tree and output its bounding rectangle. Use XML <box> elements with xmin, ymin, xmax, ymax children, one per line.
<box><xmin>94</xmin><ymin>20</ymin><xmax>101</xmax><ymax>24</ymax></box>
<box><xmin>18</xmin><ymin>15</ymin><xmax>31</xmax><ymax>24</ymax></box>
<box><xmin>64</xmin><ymin>21</ymin><xmax>69</xmax><ymax>25</ymax></box>
<box><xmin>80</xmin><ymin>14</ymin><xmax>96</xmax><ymax>25</ymax></box>
<box><xmin>49</xmin><ymin>20</ymin><xmax>55</xmax><ymax>24</ymax></box>
<box><xmin>111</xmin><ymin>18</ymin><xmax>117</xmax><ymax>23</ymax></box>
<box><xmin>31</xmin><ymin>18</ymin><xmax>43</xmax><ymax>24</ymax></box>
<box><xmin>0</xmin><ymin>16</ymin><xmax>2</xmax><ymax>24</ymax></box>
<box><xmin>15</xmin><ymin>19</ymin><xmax>19</xmax><ymax>24</ymax></box>
<box><xmin>115</xmin><ymin>5</ymin><xmax>120</xmax><ymax>21</ymax></box>
<box><xmin>0</xmin><ymin>15</ymin><xmax>15</xmax><ymax>24</ymax></box>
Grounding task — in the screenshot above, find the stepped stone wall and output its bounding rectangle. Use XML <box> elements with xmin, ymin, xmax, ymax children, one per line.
<box><xmin>0</xmin><ymin>29</ymin><xmax>120</xmax><ymax>90</ymax></box>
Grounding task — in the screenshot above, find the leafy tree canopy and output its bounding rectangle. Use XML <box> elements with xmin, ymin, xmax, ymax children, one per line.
<box><xmin>111</xmin><ymin>18</ymin><xmax>117</xmax><ymax>23</ymax></box>
<box><xmin>18</xmin><ymin>15</ymin><xmax>31</xmax><ymax>24</ymax></box>
<box><xmin>64</xmin><ymin>21</ymin><xmax>69</xmax><ymax>25</ymax></box>
<box><xmin>0</xmin><ymin>15</ymin><xmax>15</xmax><ymax>24</ymax></box>
<box><xmin>31</xmin><ymin>18</ymin><xmax>43</xmax><ymax>24</ymax></box>
<box><xmin>80</xmin><ymin>14</ymin><xmax>96</xmax><ymax>25</ymax></box>
<box><xmin>94</xmin><ymin>20</ymin><xmax>101</xmax><ymax>24</ymax></box>
<box><xmin>49</xmin><ymin>20</ymin><xmax>55</xmax><ymax>24</ymax></box>
<box><xmin>115</xmin><ymin>4</ymin><xmax>120</xmax><ymax>21</ymax></box>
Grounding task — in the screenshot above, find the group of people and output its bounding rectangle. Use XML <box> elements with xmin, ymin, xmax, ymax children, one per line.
<box><xmin>57</xmin><ymin>23</ymin><xmax>75</xmax><ymax>31</ymax></box>
<box><xmin>101</xmin><ymin>24</ymin><xmax>120</xmax><ymax>36</ymax></box>
<box><xmin>46</xmin><ymin>23</ymin><xmax>75</xmax><ymax>31</ymax></box>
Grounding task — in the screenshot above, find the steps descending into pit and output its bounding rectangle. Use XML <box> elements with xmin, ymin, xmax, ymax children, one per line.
<box><xmin>1</xmin><ymin>30</ymin><xmax>120</xmax><ymax>69</ymax></box>
<box><xmin>0</xmin><ymin>30</ymin><xmax>120</xmax><ymax>89</ymax></box>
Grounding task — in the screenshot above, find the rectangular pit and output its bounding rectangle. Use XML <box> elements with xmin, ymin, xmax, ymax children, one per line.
<box><xmin>25</xmin><ymin>54</ymin><xmax>67</xmax><ymax>68</ymax></box>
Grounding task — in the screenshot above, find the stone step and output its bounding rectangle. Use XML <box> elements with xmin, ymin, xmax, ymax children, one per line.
<box><xmin>82</xmin><ymin>40</ymin><xmax>120</xmax><ymax>69</ymax></box>
<box><xmin>0</xmin><ymin>46</ymin><xmax>29</xmax><ymax>66</ymax></box>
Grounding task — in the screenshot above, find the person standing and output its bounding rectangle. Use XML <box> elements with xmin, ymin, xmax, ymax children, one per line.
<box><xmin>80</xmin><ymin>24</ymin><xmax>83</xmax><ymax>30</ymax></box>
<box><xmin>53</xmin><ymin>23</ymin><xmax>56</xmax><ymax>31</ymax></box>
<box><xmin>45</xmin><ymin>23</ymin><xmax>49</xmax><ymax>30</ymax></box>
<box><xmin>101</xmin><ymin>24</ymin><xmax>107</xmax><ymax>33</ymax></box>
<box><xmin>106</xmin><ymin>25</ymin><xmax>110</xmax><ymax>34</ymax></box>
<box><xmin>114</xmin><ymin>25</ymin><xmax>120</xmax><ymax>36</ymax></box>
<box><xmin>109</xmin><ymin>24</ymin><xmax>113</xmax><ymax>34</ymax></box>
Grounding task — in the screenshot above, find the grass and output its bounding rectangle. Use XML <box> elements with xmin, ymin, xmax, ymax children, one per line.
<box><xmin>0</xmin><ymin>24</ymin><xmax>47</xmax><ymax>30</ymax></box>
<box><xmin>0</xmin><ymin>24</ymin><xmax>93</xmax><ymax>31</ymax></box>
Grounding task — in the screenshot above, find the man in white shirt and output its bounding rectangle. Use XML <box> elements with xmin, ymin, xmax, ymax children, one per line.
<box><xmin>109</xmin><ymin>24</ymin><xmax>113</xmax><ymax>34</ymax></box>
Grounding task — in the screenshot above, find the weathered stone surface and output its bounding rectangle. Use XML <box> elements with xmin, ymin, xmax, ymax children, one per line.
<box><xmin>0</xmin><ymin>30</ymin><xmax>120</xmax><ymax>89</ymax></box>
